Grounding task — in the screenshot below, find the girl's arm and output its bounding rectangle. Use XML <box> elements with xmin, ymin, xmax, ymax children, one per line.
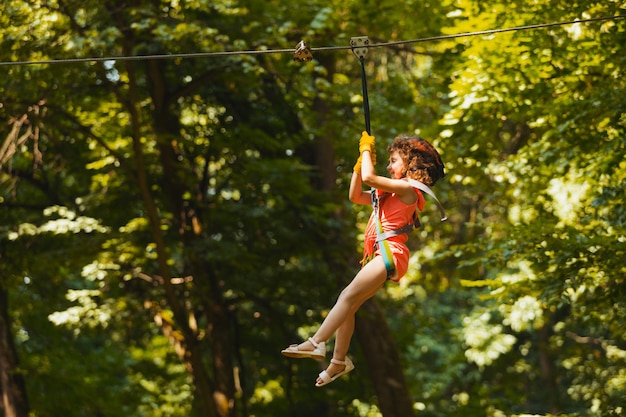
<box><xmin>349</xmin><ymin>170</ymin><xmax>372</xmax><ymax>205</ymax></box>
<box><xmin>360</xmin><ymin>150</ymin><xmax>416</xmax><ymax>205</ymax></box>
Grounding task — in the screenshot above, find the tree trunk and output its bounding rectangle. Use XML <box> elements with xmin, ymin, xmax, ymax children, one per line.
<box><xmin>119</xmin><ymin>53</ymin><xmax>221</xmax><ymax>417</ymax></box>
<box><xmin>537</xmin><ymin>322</ymin><xmax>560</xmax><ymax>413</ymax></box>
<box><xmin>355</xmin><ymin>299</ymin><xmax>416</xmax><ymax>417</ymax></box>
<box><xmin>0</xmin><ymin>283</ymin><xmax>30</xmax><ymax>417</ymax></box>
<box><xmin>144</xmin><ymin>57</ymin><xmax>237</xmax><ymax>417</ymax></box>
<box><xmin>207</xmin><ymin>291</ymin><xmax>236</xmax><ymax>417</ymax></box>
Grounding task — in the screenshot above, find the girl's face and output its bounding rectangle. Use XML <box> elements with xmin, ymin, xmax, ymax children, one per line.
<box><xmin>386</xmin><ymin>150</ymin><xmax>406</xmax><ymax>179</ymax></box>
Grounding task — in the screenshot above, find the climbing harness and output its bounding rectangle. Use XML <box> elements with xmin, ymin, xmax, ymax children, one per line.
<box><xmin>373</xmin><ymin>180</ymin><xmax>447</xmax><ymax>243</ymax></box>
<box><xmin>405</xmin><ymin>179</ymin><xmax>447</xmax><ymax>222</ymax></box>
<box><xmin>351</xmin><ymin>36</ymin><xmax>447</xmax><ymax>279</ymax></box>
<box><xmin>370</xmin><ymin>190</ymin><xmax>400</xmax><ymax>280</ymax></box>
<box><xmin>369</xmin><ymin>179</ymin><xmax>447</xmax><ymax>279</ymax></box>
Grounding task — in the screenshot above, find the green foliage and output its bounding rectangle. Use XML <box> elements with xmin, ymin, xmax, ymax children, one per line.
<box><xmin>436</xmin><ymin>1</ymin><xmax>626</xmax><ymax>415</ymax></box>
<box><xmin>1</xmin><ymin>0</ymin><xmax>625</xmax><ymax>416</ymax></box>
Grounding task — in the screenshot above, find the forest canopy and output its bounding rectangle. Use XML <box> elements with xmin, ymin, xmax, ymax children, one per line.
<box><xmin>1</xmin><ymin>1</ymin><xmax>625</xmax><ymax>417</ymax></box>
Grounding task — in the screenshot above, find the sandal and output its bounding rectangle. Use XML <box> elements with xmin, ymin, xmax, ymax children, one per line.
<box><xmin>315</xmin><ymin>356</ymin><xmax>355</xmax><ymax>387</ymax></box>
<box><xmin>281</xmin><ymin>337</ymin><xmax>326</xmax><ymax>361</ymax></box>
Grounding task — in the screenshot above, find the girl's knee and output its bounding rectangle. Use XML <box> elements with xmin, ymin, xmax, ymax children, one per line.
<box><xmin>337</xmin><ymin>287</ymin><xmax>359</xmax><ymax>308</ymax></box>
<box><xmin>338</xmin><ymin>286</ymin><xmax>371</xmax><ymax>310</ymax></box>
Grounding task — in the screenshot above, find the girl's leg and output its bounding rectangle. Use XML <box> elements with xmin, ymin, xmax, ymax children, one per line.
<box><xmin>316</xmin><ymin>256</ymin><xmax>387</xmax><ymax>342</ymax></box>
<box><xmin>332</xmin><ymin>313</ymin><xmax>355</xmax><ymax>360</ymax></box>
<box><xmin>314</xmin><ymin>258</ymin><xmax>386</xmax><ymax>383</ymax></box>
<box><xmin>292</xmin><ymin>256</ymin><xmax>387</xmax><ymax>351</ymax></box>
<box><xmin>331</xmin><ymin>269</ymin><xmax>384</xmax><ymax>357</ymax></box>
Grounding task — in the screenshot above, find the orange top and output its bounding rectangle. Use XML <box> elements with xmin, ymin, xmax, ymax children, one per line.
<box><xmin>363</xmin><ymin>188</ymin><xmax>425</xmax><ymax>280</ymax></box>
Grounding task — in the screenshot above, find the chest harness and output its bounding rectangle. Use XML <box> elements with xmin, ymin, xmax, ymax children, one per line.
<box><xmin>370</xmin><ymin>179</ymin><xmax>447</xmax><ymax>279</ymax></box>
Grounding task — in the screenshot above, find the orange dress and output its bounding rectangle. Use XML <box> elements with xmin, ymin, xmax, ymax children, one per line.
<box><xmin>362</xmin><ymin>188</ymin><xmax>425</xmax><ymax>281</ymax></box>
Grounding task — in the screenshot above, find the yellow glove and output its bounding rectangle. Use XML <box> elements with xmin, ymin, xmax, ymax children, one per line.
<box><xmin>354</xmin><ymin>131</ymin><xmax>376</xmax><ymax>173</ymax></box>
<box><xmin>359</xmin><ymin>131</ymin><xmax>375</xmax><ymax>154</ymax></box>
<box><xmin>353</xmin><ymin>153</ymin><xmax>377</xmax><ymax>173</ymax></box>
<box><xmin>353</xmin><ymin>155</ymin><xmax>362</xmax><ymax>173</ymax></box>
<box><xmin>367</xmin><ymin>148</ymin><xmax>376</xmax><ymax>167</ymax></box>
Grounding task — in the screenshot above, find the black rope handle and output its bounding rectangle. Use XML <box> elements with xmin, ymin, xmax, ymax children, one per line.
<box><xmin>359</xmin><ymin>57</ymin><xmax>371</xmax><ymax>135</ymax></box>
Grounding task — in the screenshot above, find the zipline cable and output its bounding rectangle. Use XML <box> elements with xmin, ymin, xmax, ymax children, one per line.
<box><xmin>0</xmin><ymin>15</ymin><xmax>623</xmax><ymax>67</ymax></box>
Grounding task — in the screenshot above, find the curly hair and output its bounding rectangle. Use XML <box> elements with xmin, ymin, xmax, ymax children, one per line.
<box><xmin>387</xmin><ymin>135</ymin><xmax>445</xmax><ymax>186</ymax></box>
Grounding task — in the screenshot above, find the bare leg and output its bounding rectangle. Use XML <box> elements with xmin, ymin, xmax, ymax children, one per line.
<box><xmin>331</xmin><ymin>265</ymin><xmax>385</xmax><ymax>357</ymax></box>
<box><xmin>332</xmin><ymin>314</ymin><xmax>355</xmax><ymax>360</ymax></box>
<box><xmin>291</xmin><ymin>256</ymin><xmax>388</xmax><ymax>353</ymax></box>
<box><xmin>318</xmin><ymin>256</ymin><xmax>387</xmax><ymax>341</ymax></box>
<box><xmin>310</xmin><ymin>257</ymin><xmax>388</xmax><ymax>383</ymax></box>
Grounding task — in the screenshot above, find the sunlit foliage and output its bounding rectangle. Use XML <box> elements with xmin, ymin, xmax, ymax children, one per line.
<box><xmin>1</xmin><ymin>0</ymin><xmax>624</xmax><ymax>416</ymax></box>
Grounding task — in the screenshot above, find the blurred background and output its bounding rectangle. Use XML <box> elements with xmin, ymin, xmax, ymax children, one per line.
<box><xmin>1</xmin><ymin>1</ymin><xmax>625</xmax><ymax>416</ymax></box>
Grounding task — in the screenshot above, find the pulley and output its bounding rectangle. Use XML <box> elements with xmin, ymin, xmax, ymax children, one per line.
<box><xmin>350</xmin><ymin>36</ymin><xmax>370</xmax><ymax>60</ymax></box>
<box><xmin>293</xmin><ymin>40</ymin><xmax>313</xmax><ymax>62</ymax></box>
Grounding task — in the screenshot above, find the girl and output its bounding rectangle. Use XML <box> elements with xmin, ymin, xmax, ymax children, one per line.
<box><xmin>282</xmin><ymin>131</ymin><xmax>445</xmax><ymax>387</ymax></box>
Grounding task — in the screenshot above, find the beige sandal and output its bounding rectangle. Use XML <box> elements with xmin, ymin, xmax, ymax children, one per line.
<box><xmin>315</xmin><ymin>356</ymin><xmax>355</xmax><ymax>387</ymax></box>
<box><xmin>281</xmin><ymin>337</ymin><xmax>326</xmax><ymax>361</ymax></box>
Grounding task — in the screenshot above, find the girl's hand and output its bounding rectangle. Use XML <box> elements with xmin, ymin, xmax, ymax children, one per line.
<box><xmin>354</xmin><ymin>131</ymin><xmax>376</xmax><ymax>173</ymax></box>
<box><xmin>359</xmin><ymin>131</ymin><xmax>375</xmax><ymax>153</ymax></box>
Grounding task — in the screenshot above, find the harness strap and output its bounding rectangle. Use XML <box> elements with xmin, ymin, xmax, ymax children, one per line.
<box><xmin>375</xmin><ymin>223</ymin><xmax>414</xmax><ymax>243</ymax></box>
<box><xmin>371</xmin><ymin>190</ymin><xmax>397</xmax><ymax>279</ymax></box>
<box><xmin>404</xmin><ymin>179</ymin><xmax>447</xmax><ymax>221</ymax></box>
<box><xmin>370</xmin><ymin>180</ymin><xmax>447</xmax><ymax>280</ymax></box>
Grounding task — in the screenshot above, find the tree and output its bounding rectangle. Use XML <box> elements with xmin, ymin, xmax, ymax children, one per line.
<box><xmin>0</xmin><ymin>285</ymin><xmax>29</xmax><ymax>417</ymax></box>
<box><xmin>428</xmin><ymin>1</ymin><xmax>626</xmax><ymax>415</ymax></box>
<box><xmin>3</xmin><ymin>0</ymin><xmax>435</xmax><ymax>415</ymax></box>
<box><xmin>2</xmin><ymin>0</ymin><xmax>624</xmax><ymax>416</ymax></box>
